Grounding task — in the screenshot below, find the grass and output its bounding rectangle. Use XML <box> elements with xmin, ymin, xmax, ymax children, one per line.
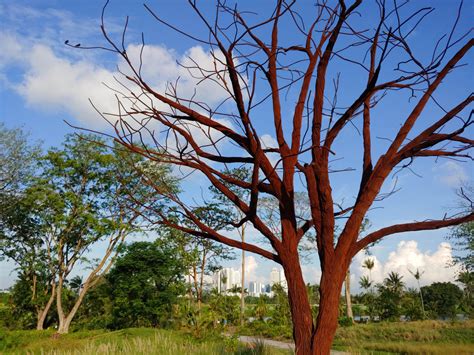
<box><xmin>0</xmin><ymin>328</ymin><xmax>290</xmax><ymax>355</ymax></box>
<box><xmin>333</xmin><ymin>320</ymin><xmax>474</xmax><ymax>354</ymax></box>
<box><xmin>1</xmin><ymin>321</ymin><xmax>473</xmax><ymax>354</ymax></box>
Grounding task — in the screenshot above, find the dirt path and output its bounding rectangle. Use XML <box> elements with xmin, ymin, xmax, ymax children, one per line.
<box><xmin>237</xmin><ymin>335</ymin><xmax>348</xmax><ymax>354</ymax></box>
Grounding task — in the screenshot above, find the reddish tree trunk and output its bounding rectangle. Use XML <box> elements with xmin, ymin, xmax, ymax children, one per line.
<box><xmin>282</xmin><ymin>251</ymin><xmax>314</xmax><ymax>354</ymax></box>
<box><xmin>312</xmin><ymin>268</ymin><xmax>346</xmax><ymax>354</ymax></box>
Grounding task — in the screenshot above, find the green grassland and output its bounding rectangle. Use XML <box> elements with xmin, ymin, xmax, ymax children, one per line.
<box><xmin>0</xmin><ymin>321</ymin><xmax>473</xmax><ymax>354</ymax></box>
<box><xmin>333</xmin><ymin>320</ymin><xmax>474</xmax><ymax>354</ymax></box>
<box><xmin>0</xmin><ymin>328</ymin><xmax>288</xmax><ymax>355</ymax></box>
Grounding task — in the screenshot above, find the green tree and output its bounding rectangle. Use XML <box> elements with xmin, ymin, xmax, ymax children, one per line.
<box><xmin>375</xmin><ymin>272</ymin><xmax>405</xmax><ymax>320</ymax></box>
<box><xmin>362</xmin><ymin>258</ymin><xmax>375</xmax><ymax>285</ymax></box>
<box><xmin>0</xmin><ymin>125</ymin><xmax>47</xmax><ymax>329</ymax></box>
<box><xmin>271</xmin><ymin>283</ymin><xmax>291</xmax><ymax>327</ymax></box>
<box><xmin>408</xmin><ymin>268</ymin><xmax>426</xmax><ymax>318</ymax></box>
<box><xmin>359</xmin><ymin>276</ymin><xmax>372</xmax><ymax>292</ymax></box>
<box><xmin>400</xmin><ymin>288</ymin><xmax>424</xmax><ymax>321</ymax></box>
<box><xmin>457</xmin><ymin>271</ymin><xmax>473</xmax><ymax>316</ymax></box>
<box><xmin>7</xmin><ymin>273</ymin><xmax>55</xmax><ymax>329</ymax></box>
<box><xmin>384</xmin><ymin>272</ymin><xmax>405</xmax><ymax>294</ymax></box>
<box><xmin>449</xmin><ymin>221</ymin><xmax>474</xmax><ymax>272</ymax></box>
<box><xmin>106</xmin><ymin>241</ymin><xmax>187</xmax><ymax>329</ymax></box>
<box><xmin>253</xmin><ymin>296</ymin><xmax>269</xmax><ymax>321</ymax></box>
<box><xmin>173</xmin><ymin>204</ymin><xmax>235</xmax><ymax>311</ymax></box>
<box><xmin>0</xmin><ymin>181</ymin><xmax>57</xmax><ymax>330</ymax></box>
<box><xmin>0</xmin><ymin>123</ymin><xmax>40</xmax><ymax>193</ymax></box>
<box><xmin>12</xmin><ymin>134</ymin><xmax>175</xmax><ymax>333</ymax></box>
<box><xmin>421</xmin><ymin>282</ymin><xmax>463</xmax><ymax>319</ymax></box>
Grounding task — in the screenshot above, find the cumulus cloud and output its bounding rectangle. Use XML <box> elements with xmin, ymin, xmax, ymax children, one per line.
<box><xmin>353</xmin><ymin>240</ymin><xmax>460</xmax><ymax>291</ymax></box>
<box><xmin>123</xmin><ymin>44</ymin><xmax>233</xmax><ymax>106</ymax></box>
<box><xmin>2</xmin><ymin>23</ymin><xmax>237</xmax><ymax>130</ymax></box>
<box><xmin>0</xmin><ymin>31</ymin><xmax>26</xmax><ymax>69</ymax></box>
<box><xmin>17</xmin><ymin>45</ymin><xmax>118</xmax><ymax>127</ymax></box>
<box><xmin>433</xmin><ymin>161</ymin><xmax>469</xmax><ymax>187</ymax></box>
<box><xmin>241</xmin><ymin>255</ymin><xmax>264</xmax><ymax>282</ymax></box>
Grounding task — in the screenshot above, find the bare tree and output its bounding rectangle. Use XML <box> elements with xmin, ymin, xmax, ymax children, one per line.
<box><xmin>75</xmin><ymin>0</ymin><xmax>473</xmax><ymax>353</ymax></box>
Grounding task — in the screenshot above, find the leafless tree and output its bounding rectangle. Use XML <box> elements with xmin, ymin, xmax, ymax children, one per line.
<box><xmin>74</xmin><ymin>0</ymin><xmax>473</xmax><ymax>353</ymax></box>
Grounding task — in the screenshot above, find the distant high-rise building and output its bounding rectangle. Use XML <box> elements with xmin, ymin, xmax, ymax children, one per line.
<box><xmin>270</xmin><ymin>267</ymin><xmax>280</xmax><ymax>286</ymax></box>
<box><xmin>248</xmin><ymin>281</ymin><xmax>265</xmax><ymax>297</ymax></box>
<box><xmin>269</xmin><ymin>267</ymin><xmax>287</xmax><ymax>292</ymax></box>
<box><xmin>213</xmin><ymin>267</ymin><xmax>241</xmax><ymax>294</ymax></box>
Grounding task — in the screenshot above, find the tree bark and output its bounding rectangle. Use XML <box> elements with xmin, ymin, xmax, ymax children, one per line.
<box><xmin>57</xmin><ymin>274</ymin><xmax>91</xmax><ymax>334</ymax></box>
<box><xmin>282</xmin><ymin>251</ymin><xmax>314</xmax><ymax>355</ymax></box>
<box><xmin>36</xmin><ymin>283</ymin><xmax>56</xmax><ymax>330</ymax></box>
<box><xmin>312</xmin><ymin>267</ymin><xmax>346</xmax><ymax>355</ymax></box>
<box><xmin>56</xmin><ymin>275</ymin><xmax>69</xmax><ymax>334</ymax></box>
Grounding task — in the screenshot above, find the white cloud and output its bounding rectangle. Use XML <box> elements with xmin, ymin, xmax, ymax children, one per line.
<box><xmin>241</xmin><ymin>255</ymin><xmax>264</xmax><ymax>282</ymax></box>
<box><xmin>0</xmin><ymin>31</ymin><xmax>26</xmax><ymax>69</ymax></box>
<box><xmin>2</xmin><ymin>30</ymin><xmax>237</xmax><ymax>130</ymax></box>
<box><xmin>353</xmin><ymin>240</ymin><xmax>460</xmax><ymax>291</ymax></box>
<box><xmin>260</xmin><ymin>134</ymin><xmax>278</xmax><ymax>149</ymax></box>
<box><xmin>17</xmin><ymin>45</ymin><xmax>118</xmax><ymax>128</ymax></box>
<box><xmin>302</xmin><ymin>264</ymin><xmax>322</xmax><ymax>285</ymax></box>
<box><xmin>433</xmin><ymin>161</ymin><xmax>469</xmax><ymax>187</ymax></box>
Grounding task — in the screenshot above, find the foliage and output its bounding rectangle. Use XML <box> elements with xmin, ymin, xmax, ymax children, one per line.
<box><xmin>106</xmin><ymin>241</ymin><xmax>187</xmax><ymax>329</ymax></box>
<box><xmin>421</xmin><ymin>282</ymin><xmax>463</xmax><ymax>319</ymax></box>
<box><xmin>270</xmin><ymin>284</ymin><xmax>291</xmax><ymax>327</ymax></box>
<box><xmin>449</xmin><ymin>221</ymin><xmax>474</xmax><ymax>272</ymax></box>
<box><xmin>207</xmin><ymin>291</ymin><xmax>240</xmax><ymax>326</ymax></box>
<box><xmin>457</xmin><ymin>271</ymin><xmax>473</xmax><ymax>316</ymax></box>
<box><xmin>373</xmin><ymin>272</ymin><xmax>405</xmax><ymax>320</ymax></box>
<box><xmin>0</xmin><ymin>123</ymin><xmax>40</xmax><ymax>193</ymax></box>
<box><xmin>253</xmin><ymin>296</ymin><xmax>269</xmax><ymax>321</ymax></box>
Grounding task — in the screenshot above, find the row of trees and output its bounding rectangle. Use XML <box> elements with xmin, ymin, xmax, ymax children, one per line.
<box><xmin>0</xmin><ymin>125</ymin><xmax>182</xmax><ymax>333</ymax></box>
<box><xmin>2</xmin><ymin>240</ymin><xmax>470</xmax><ymax>338</ymax></box>
<box><xmin>0</xmin><ymin>124</ymin><xmax>277</xmax><ymax>335</ymax></box>
<box><xmin>356</xmin><ymin>270</ymin><xmax>470</xmax><ymax>321</ymax></box>
<box><xmin>1</xmin><ymin>240</ymin><xmax>186</xmax><ymax>330</ymax></box>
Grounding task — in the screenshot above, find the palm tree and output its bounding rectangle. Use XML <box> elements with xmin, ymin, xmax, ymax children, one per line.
<box><xmin>409</xmin><ymin>268</ymin><xmax>426</xmax><ymax>317</ymax></box>
<box><xmin>68</xmin><ymin>275</ymin><xmax>83</xmax><ymax>294</ymax></box>
<box><xmin>228</xmin><ymin>285</ymin><xmax>243</xmax><ymax>294</ymax></box>
<box><xmin>384</xmin><ymin>271</ymin><xmax>405</xmax><ymax>295</ymax></box>
<box><xmin>359</xmin><ymin>275</ymin><xmax>372</xmax><ymax>292</ymax></box>
<box><xmin>362</xmin><ymin>258</ymin><xmax>375</xmax><ymax>284</ymax></box>
<box><xmin>359</xmin><ymin>275</ymin><xmax>374</xmax><ymax>320</ymax></box>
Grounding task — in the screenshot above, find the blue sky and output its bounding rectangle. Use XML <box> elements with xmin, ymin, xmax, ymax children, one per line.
<box><xmin>0</xmin><ymin>0</ymin><xmax>472</xmax><ymax>291</ymax></box>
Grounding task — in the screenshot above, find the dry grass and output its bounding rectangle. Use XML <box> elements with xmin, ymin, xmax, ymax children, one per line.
<box><xmin>333</xmin><ymin>320</ymin><xmax>474</xmax><ymax>354</ymax></box>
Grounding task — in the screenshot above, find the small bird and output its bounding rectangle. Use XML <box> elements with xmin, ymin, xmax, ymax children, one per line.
<box><xmin>64</xmin><ymin>40</ymin><xmax>69</xmax><ymax>44</ymax></box>
<box><xmin>75</xmin><ymin>43</ymin><xmax>81</xmax><ymax>47</ymax></box>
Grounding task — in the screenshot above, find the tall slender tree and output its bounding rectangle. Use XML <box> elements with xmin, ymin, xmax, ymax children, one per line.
<box><xmin>409</xmin><ymin>268</ymin><xmax>426</xmax><ymax>318</ymax></box>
